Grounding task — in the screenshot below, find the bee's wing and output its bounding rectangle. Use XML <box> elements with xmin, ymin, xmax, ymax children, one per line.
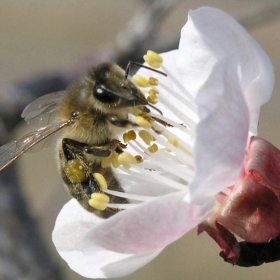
<box><xmin>0</xmin><ymin>115</ymin><xmax>77</xmax><ymax>171</ymax></box>
<box><xmin>22</xmin><ymin>91</ymin><xmax>67</xmax><ymax>125</ymax></box>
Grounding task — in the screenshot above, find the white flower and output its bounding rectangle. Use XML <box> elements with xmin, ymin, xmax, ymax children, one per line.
<box><xmin>52</xmin><ymin>7</ymin><xmax>274</xmax><ymax>278</ymax></box>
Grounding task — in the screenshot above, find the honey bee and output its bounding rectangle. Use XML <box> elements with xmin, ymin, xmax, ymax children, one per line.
<box><xmin>0</xmin><ymin>62</ymin><xmax>165</xmax><ymax>218</ymax></box>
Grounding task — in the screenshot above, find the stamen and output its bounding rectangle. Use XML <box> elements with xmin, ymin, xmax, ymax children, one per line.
<box><xmin>148</xmin><ymin>77</ymin><xmax>159</xmax><ymax>86</ymax></box>
<box><xmin>147</xmin><ymin>96</ymin><xmax>158</xmax><ymax>104</ymax></box>
<box><xmin>143</xmin><ymin>50</ymin><xmax>163</xmax><ymax>69</ymax></box>
<box><xmin>148</xmin><ymin>143</ymin><xmax>158</xmax><ymax>153</ymax></box>
<box><xmin>133</xmin><ymin>75</ymin><xmax>150</xmax><ymax>87</ymax></box>
<box><xmin>101</xmin><ymin>157</ymin><xmax>111</xmax><ymax>168</ymax></box>
<box><xmin>118</xmin><ymin>152</ymin><xmax>138</xmax><ymax>169</ymax></box>
<box><xmin>106</xmin><ymin>51</ymin><xmax>200</xmax><ymax>214</ymax></box>
<box><xmin>160</xmin><ymin>64</ymin><xmax>195</xmax><ymax>104</ymax></box>
<box><xmin>123</xmin><ymin>130</ymin><xmax>137</xmax><ymax>143</ymax></box>
<box><xmin>135</xmin><ymin>116</ymin><xmax>152</xmax><ymax>129</ymax></box>
<box><xmin>149</xmin><ymin>112</ymin><xmax>193</xmax><ymax>136</ymax></box>
<box><xmin>111</xmin><ymin>151</ymin><xmax>121</xmax><ymax>168</ymax></box>
<box><xmin>134</xmin><ymin>155</ymin><xmax>144</xmax><ymax>163</ymax></box>
<box><xmin>138</xmin><ymin>130</ymin><xmax>154</xmax><ymax>145</ymax></box>
<box><xmin>168</xmin><ymin>136</ymin><xmax>179</xmax><ymax>147</ymax></box>
<box><xmin>129</xmin><ymin>140</ymin><xmax>193</xmax><ymax>181</ymax></box>
<box><xmin>149</xmin><ymin>89</ymin><xmax>159</xmax><ymax>97</ymax></box>
<box><xmin>144</xmin><ymin>125</ymin><xmax>194</xmax><ymax>166</ymax></box>
<box><xmin>105</xmin><ymin>203</ymin><xmax>140</xmax><ymax>210</ymax></box>
<box><xmin>122</xmin><ymin>166</ymin><xmax>189</xmax><ymax>191</ymax></box>
<box><xmin>93</xmin><ymin>173</ymin><xmax>108</xmax><ymax>190</ymax></box>
<box><xmin>104</xmin><ymin>189</ymin><xmax>155</xmax><ymax>202</ymax></box>
<box><xmin>119</xmin><ymin>168</ymin><xmax>188</xmax><ymax>191</ymax></box>
<box><xmin>151</xmin><ymin>120</ymin><xmax>194</xmax><ymax>155</ymax></box>
<box><xmin>156</xmin><ymin>94</ymin><xmax>197</xmax><ymax>131</ymax></box>
<box><xmin>89</xmin><ymin>193</ymin><xmax>110</xmax><ymax>210</ymax></box>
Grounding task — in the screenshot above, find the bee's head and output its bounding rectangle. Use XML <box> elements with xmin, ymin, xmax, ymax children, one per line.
<box><xmin>89</xmin><ymin>63</ymin><xmax>148</xmax><ymax>109</ymax></box>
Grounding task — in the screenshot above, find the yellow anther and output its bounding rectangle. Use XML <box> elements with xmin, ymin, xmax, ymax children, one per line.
<box><xmin>135</xmin><ymin>116</ymin><xmax>152</xmax><ymax>129</ymax></box>
<box><xmin>133</xmin><ymin>75</ymin><xmax>150</xmax><ymax>87</ymax></box>
<box><xmin>134</xmin><ymin>155</ymin><xmax>144</xmax><ymax>163</ymax></box>
<box><xmin>131</xmin><ymin>107</ymin><xmax>141</xmax><ymax>116</ymax></box>
<box><xmin>148</xmin><ymin>143</ymin><xmax>158</xmax><ymax>153</ymax></box>
<box><xmin>123</xmin><ymin>130</ymin><xmax>136</xmax><ymax>143</ymax></box>
<box><xmin>147</xmin><ymin>96</ymin><xmax>158</xmax><ymax>104</ymax></box>
<box><xmin>128</xmin><ymin>130</ymin><xmax>136</xmax><ymax>140</ymax></box>
<box><xmin>143</xmin><ymin>51</ymin><xmax>163</xmax><ymax>69</ymax></box>
<box><xmin>93</xmin><ymin>173</ymin><xmax>108</xmax><ymax>190</ymax></box>
<box><xmin>149</xmin><ymin>89</ymin><xmax>159</xmax><ymax>98</ymax></box>
<box><xmin>111</xmin><ymin>151</ymin><xmax>121</xmax><ymax>168</ymax></box>
<box><xmin>118</xmin><ymin>152</ymin><xmax>137</xmax><ymax>169</ymax></box>
<box><xmin>149</xmin><ymin>77</ymin><xmax>159</xmax><ymax>86</ymax></box>
<box><xmin>89</xmin><ymin>193</ymin><xmax>110</xmax><ymax>210</ymax></box>
<box><xmin>143</xmin><ymin>55</ymin><xmax>161</xmax><ymax>69</ymax></box>
<box><xmin>123</xmin><ymin>133</ymin><xmax>129</xmax><ymax>143</ymax></box>
<box><xmin>139</xmin><ymin>130</ymin><xmax>154</xmax><ymax>145</ymax></box>
<box><xmin>66</xmin><ymin>159</ymin><xmax>86</xmax><ymax>183</ymax></box>
<box><xmin>168</xmin><ymin>136</ymin><xmax>179</xmax><ymax>147</ymax></box>
<box><xmin>101</xmin><ymin>157</ymin><xmax>111</xmax><ymax>168</ymax></box>
<box><xmin>147</xmin><ymin>50</ymin><xmax>163</xmax><ymax>63</ymax></box>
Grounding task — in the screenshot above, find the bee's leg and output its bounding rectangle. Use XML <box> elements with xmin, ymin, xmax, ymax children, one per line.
<box><xmin>81</xmin><ymin>173</ymin><xmax>101</xmax><ymax>196</ymax></box>
<box><xmin>62</xmin><ymin>138</ymin><xmax>86</xmax><ymax>160</ymax></box>
<box><xmin>83</xmin><ymin>139</ymin><xmax>126</xmax><ymax>157</ymax></box>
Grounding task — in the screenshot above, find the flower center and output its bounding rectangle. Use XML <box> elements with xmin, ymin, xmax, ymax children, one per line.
<box><xmin>89</xmin><ymin>51</ymin><xmax>199</xmax><ymax>212</ymax></box>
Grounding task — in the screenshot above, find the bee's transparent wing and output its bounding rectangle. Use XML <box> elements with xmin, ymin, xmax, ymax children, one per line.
<box><xmin>0</xmin><ymin>115</ymin><xmax>76</xmax><ymax>171</ymax></box>
<box><xmin>22</xmin><ymin>91</ymin><xmax>67</xmax><ymax>125</ymax></box>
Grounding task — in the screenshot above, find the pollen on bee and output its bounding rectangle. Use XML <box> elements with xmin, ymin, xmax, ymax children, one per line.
<box><xmin>148</xmin><ymin>143</ymin><xmax>158</xmax><ymax>153</ymax></box>
<box><xmin>118</xmin><ymin>152</ymin><xmax>138</xmax><ymax>169</ymax></box>
<box><xmin>93</xmin><ymin>173</ymin><xmax>108</xmax><ymax>190</ymax></box>
<box><xmin>143</xmin><ymin>50</ymin><xmax>163</xmax><ymax>68</ymax></box>
<box><xmin>135</xmin><ymin>116</ymin><xmax>152</xmax><ymax>129</ymax></box>
<box><xmin>133</xmin><ymin>75</ymin><xmax>150</xmax><ymax>87</ymax></box>
<box><xmin>89</xmin><ymin>193</ymin><xmax>110</xmax><ymax>210</ymax></box>
<box><xmin>66</xmin><ymin>159</ymin><xmax>86</xmax><ymax>183</ymax></box>
<box><xmin>123</xmin><ymin>130</ymin><xmax>137</xmax><ymax>143</ymax></box>
<box><xmin>138</xmin><ymin>130</ymin><xmax>154</xmax><ymax>145</ymax></box>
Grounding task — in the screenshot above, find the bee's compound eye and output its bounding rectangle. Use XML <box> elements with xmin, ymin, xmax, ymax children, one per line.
<box><xmin>94</xmin><ymin>84</ymin><xmax>119</xmax><ymax>104</ymax></box>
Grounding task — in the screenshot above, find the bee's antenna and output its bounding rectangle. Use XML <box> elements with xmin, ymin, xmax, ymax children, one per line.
<box><xmin>148</xmin><ymin>104</ymin><xmax>163</xmax><ymax>115</ymax></box>
<box><xmin>125</xmin><ymin>61</ymin><xmax>167</xmax><ymax>80</ymax></box>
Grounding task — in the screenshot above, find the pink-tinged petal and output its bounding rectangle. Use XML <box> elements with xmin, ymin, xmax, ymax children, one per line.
<box><xmin>53</xmin><ymin>199</ymin><xmax>163</xmax><ymax>278</ymax></box>
<box><xmin>217</xmin><ymin>176</ymin><xmax>280</xmax><ymax>243</ymax></box>
<box><xmin>179</xmin><ymin>7</ymin><xmax>274</xmax><ymax>134</ymax></box>
<box><xmin>246</xmin><ymin>137</ymin><xmax>280</xmax><ymax>192</ymax></box>
<box><xmin>198</xmin><ymin>221</ymin><xmax>240</xmax><ymax>264</ymax></box>
<box><xmin>77</xmin><ymin>192</ymin><xmax>214</xmax><ymax>255</ymax></box>
<box><xmin>177</xmin><ymin>7</ymin><xmax>274</xmax><ymax>201</ymax></box>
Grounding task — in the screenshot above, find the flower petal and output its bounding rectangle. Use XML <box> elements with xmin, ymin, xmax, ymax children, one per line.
<box><xmin>77</xmin><ymin>192</ymin><xmax>214</xmax><ymax>255</ymax></box>
<box><xmin>217</xmin><ymin>176</ymin><xmax>280</xmax><ymax>243</ymax></box>
<box><xmin>246</xmin><ymin>137</ymin><xmax>280</xmax><ymax>192</ymax></box>
<box><xmin>178</xmin><ymin>7</ymin><xmax>274</xmax><ymax>201</ymax></box>
<box><xmin>53</xmin><ymin>199</ymin><xmax>163</xmax><ymax>278</ymax></box>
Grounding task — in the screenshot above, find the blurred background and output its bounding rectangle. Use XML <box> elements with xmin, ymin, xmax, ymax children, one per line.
<box><xmin>0</xmin><ymin>0</ymin><xmax>280</xmax><ymax>279</ymax></box>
